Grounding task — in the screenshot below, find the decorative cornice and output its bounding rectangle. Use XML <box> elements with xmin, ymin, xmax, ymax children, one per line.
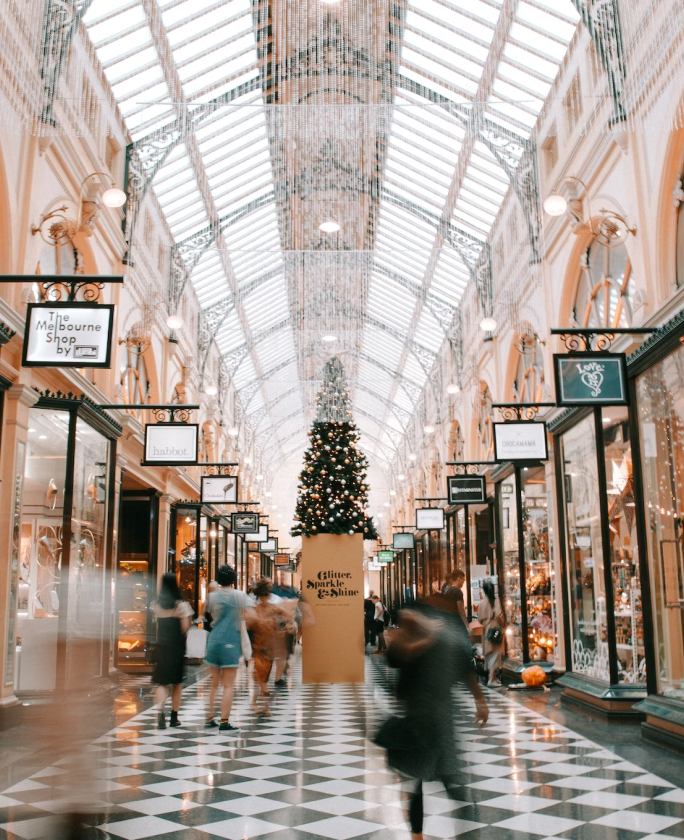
<box><xmin>33</xmin><ymin>389</ymin><xmax>123</xmax><ymax>435</ymax></box>
<box><xmin>626</xmin><ymin>306</ymin><xmax>684</xmax><ymax>367</ymax></box>
<box><xmin>7</xmin><ymin>384</ymin><xmax>40</xmax><ymax>408</ymax></box>
<box><xmin>0</xmin><ymin>321</ymin><xmax>16</xmax><ymax>346</ymax></box>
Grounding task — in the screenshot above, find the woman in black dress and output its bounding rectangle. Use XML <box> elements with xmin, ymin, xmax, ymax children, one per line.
<box><xmin>152</xmin><ymin>574</ymin><xmax>193</xmax><ymax>729</ymax></box>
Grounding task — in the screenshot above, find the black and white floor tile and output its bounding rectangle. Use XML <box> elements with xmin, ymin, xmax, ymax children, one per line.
<box><xmin>1</xmin><ymin>655</ymin><xmax>683</xmax><ymax>840</ymax></box>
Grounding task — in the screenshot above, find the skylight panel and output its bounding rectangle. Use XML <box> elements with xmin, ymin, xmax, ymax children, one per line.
<box><xmin>103</xmin><ymin>44</ymin><xmax>158</xmax><ymax>80</ymax></box>
<box><xmin>497</xmin><ymin>62</ymin><xmax>553</xmax><ymax>98</ymax></box>
<box><xmin>173</xmin><ymin>20</ymin><xmax>253</xmax><ymax>66</ymax></box>
<box><xmin>399</xmin><ymin>67</ymin><xmax>469</xmax><ymax>105</ymax></box>
<box><xmin>458</xmin><ymin>186</ymin><xmax>501</xmax><ymax>217</ymax></box>
<box><xmin>161</xmin><ymin>0</ymin><xmax>250</xmax><ymax>26</ymax></box>
<box><xmin>367</xmin><ymin>278</ymin><xmax>416</xmax><ymax>331</ymax></box>
<box><xmin>176</xmin><ymin>33</ymin><xmax>255</xmax><ymax>80</ymax></box>
<box><xmin>94</xmin><ymin>27</ymin><xmax>153</xmax><ymax>64</ymax></box>
<box><xmin>86</xmin><ymin>5</ymin><xmax>146</xmax><ymax>44</ymax></box>
<box><xmin>487</xmin><ymin>100</ymin><xmax>539</xmax><ymax>131</ymax></box>
<box><xmin>508</xmin><ymin>22</ymin><xmax>568</xmax><ymax>61</ymax></box>
<box><xmin>83</xmin><ymin>0</ymin><xmax>139</xmax><ymax>24</ymax></box>
<box><xmin>403</xmin><ymin>353</ymin><xmax>429</xmax><ymax>385</ymax></box>
<box><xmin>413</xmin><ymin>310</ymin><xmax>443</xmax><ymax>352</ymax></box>
<box><xmin>232</xmin><ymin>356</ymin><xmax>256</xmax><ymax>390</ymax></box>
<box><xmin>242</xmin><ymin>278</ymin><xmax>289</xmax><ymax>332</ymax></box>
<box><xmin>491</xmin><ymin>79</ymin><xmax>544</xmax><ymax>115</ymax></box>
<box><xmin>110</xmin><ymin>65</ymin><xmax>164</xmax><ymax>100</ymax></box>
<box><xmin>402</xmin><ymin>30</ymin><xmax>485</xmax><ymax>85</ymax></box>
<box><xmin>385</xmin><ymin>163</ymin><xmax>450</xmax><ymax>202</ymax></box>
<box><xmin>402</xmin><ymin>51</ymin><xmax>479</xmax><ymax>97</ymax></box>
<box><xmin>405</xmin><ymin>12</ymin><xmax>489</xmax><ymax>63</ymax></box>
<box><xmin>181</xmin><ymin>54</ymin><xmax>256</xmax><ymax>97</ymax></box>
<box><xmin>166</xmin><ymin>4</ymin><xmax>248</xmax><ymax>44</ymax></box>
<box><xmin>502</xmin><ymin>43</ymin><xmax>558</xmax><ymax>80</ymax></box>
<box><xmin>362</xmin><ymin>325</ymin><xmax>405</xmax><ymax>371</ymax></box>
<box><xmin>411</xmin><ymin>0</ymin><xmax>499</xmax><ymax>38</ymax></box>
<box><xmin>530</xmin><ymin>0</ymin><xmax>580</xmax><ymax>24</ymax></box>
<box><xmin>215</xmin><ymin>311</ymin><xmax>245</xmax><ymax>354</ymax></box>
<box><xmin>516</xmin><ymin>1</ymin><xmax>577</xmax><ymax>41</ymax></box>
<box><xmin>194</xmin><ymin>68</ymin><xmax>260</xmax><ymax>103</ymax></box>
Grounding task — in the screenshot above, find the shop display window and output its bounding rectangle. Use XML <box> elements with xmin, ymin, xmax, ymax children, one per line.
<box><xmin>602</xmin><ymin>407</ymin><xmax>645</xmax><ymax>684</ymax></box>
<box><xmin>499</xmin><ymin>475</ymin><xmax>522</xmax><ymax>660</ymax></box>
<box><xmin>521</xmin><ymin>466</ymin><xmax>555</xmax><ymax>662</ymax></box>
<box><xmin>16</xmin><ymin>409</ymin><xmax>69</xmax><ymax>692</ymax></box>
<box><xmin>174</xmin><ymin>506</ymin><xmax>199</xmax><ymax>613</ymax></box>
<box><xmin>637</xmin><ymin>353</ymin><xmax>684</xmax><ymax>699</ymax></box>
<box><xmin>561</xmin><ymin>416</ymin><xmax>609</xmax><ymax>681</ymax></box>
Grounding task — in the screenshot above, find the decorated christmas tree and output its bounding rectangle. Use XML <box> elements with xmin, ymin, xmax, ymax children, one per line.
<box><xmin>292</xmin><ymin>357</ymin><xmax>378</xmax><ymax>539</ymax></box>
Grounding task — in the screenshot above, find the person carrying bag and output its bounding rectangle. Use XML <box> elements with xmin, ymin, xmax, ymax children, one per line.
<box><xmin>478</xmin><ymin>578</ymin><xmax>505</xmax><ymax>687</ymax></box>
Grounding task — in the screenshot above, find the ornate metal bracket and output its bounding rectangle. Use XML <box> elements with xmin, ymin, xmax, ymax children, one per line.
<box><xmin>0</xmin><ymin>274</ymin><xmax>123</xmax><ymax>303</ymax></box>
<box><xmin>493</xmin><ymin>402</ymin><xmax>556</xmax><ymax>421</ymax></box>
<box><xmin>200</xmin><ymin>462</ymin><xmax>238</xmax><ymax>476</ymax></box>
<box><xmin>445</xmin><ymin>461</ymin><xmax>496</xmax><ymax>474</ymax></box>
<box><xmin>98</xmin><ymin>403</ymin><xmax>199</xmax><ymax>423</ymax></box>
<box><xmin>551</xmin><ymin>327</ymin><xmax>655</xmax><ymax>352</ymax></box>
<box><xmin>571</xmin><ymin>0</ymin><xmax>627</xmax><ymax>125</ymax></box>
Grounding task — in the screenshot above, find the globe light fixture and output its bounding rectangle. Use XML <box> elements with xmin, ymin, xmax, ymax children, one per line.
<box><xmin>408</xmin><ymin>452</ymin><xmax>417</xmax><ymax>461</ymax></box>
<box><xmin>166</xmin><ymin>313</ymin><xmax>184</xmax><ymax>330</ymax></box>
<box><xmin>480</xmin><ymin>316</ymin><xmax>497</xmax><ymax>332</ymax></box>
<box><xmin>447</xmin><ymin>383</ymin><xmax>460</xmax><ymax>394</ymax></box>
<box><xmin>319</xmin><ymin>220</ymin><xmax>340</xmax><ymax>232</ymax></box>
<box><xmin>322</xmin><ymin>334</ymin><xmax>337</xmax><ymax>342</ymax></box>
<box><xmin>424</xmin><ymin>424</ymin><xmax>435</xmax><ymax>434</ymax></box>
<box><xmin>265</xmin><ymin>491</ymin><xmax>272</xmax><ymax>498</ymax></box>
<box><xmin>227</xmin><ymin>426</ymin><xmax>239</xmax><ymax>437</ymax></box>
<box><xmin>397</xmin><ymin>473</ymin><xmax>405</xmax><ymax>481</ymax></box>
<box><xmin>204</xmin><ymin>384</ymin><xmax>218</xmax><ymax>396</ymax></box>
<box><xmin>384</xmin><ymin>502</ymin><xmax>390</xmax><ymax>507</ymax></box>
<box><xmin>244</xmin><ymin>456</ymin><xmax>252</xmax><ymax>465</ymax></box>
<box><xmin>256</xmin><ymin>474</ymin><xmax>263</xmax><ymax>480</ymax></box>
<box><xmin>102</xmin><ymin>187</ymin><xmax>127</xmax><ymax>208</ymax></box>
<box><xmin>543</xmin><ymin>193</ymin><xmax>568</xmax><ymax>216</ymax></box>
<box><xmin>389</xmin><ymin>490</ymin><xmax>396</xmax><ymax>496</ymax></box>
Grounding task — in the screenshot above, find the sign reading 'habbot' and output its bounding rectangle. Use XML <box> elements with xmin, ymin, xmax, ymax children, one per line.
<box><xmin>554</xmin><ymin>352</ymin><xmax>628</xmax><ymax>406</ymax></box>
<box><xmin>23</xmin><ymin>302</ymin><xmax>115</xmax><ymax>368</ymax></box>
<box><xmin>143</xmin><ymin>423</ymin><xmax>199</xmax><ymax>466</ymax></box>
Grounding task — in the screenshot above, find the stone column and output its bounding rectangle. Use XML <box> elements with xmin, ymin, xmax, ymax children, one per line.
<box><xmin>0</xmin><ymin>384</ymin><xmax>39</xmax><ymax>727</ymax></box>
<box><xmin>158</xmin><ymin>494</ymin><xmax>175</xmax><ymax>585</ymax></box>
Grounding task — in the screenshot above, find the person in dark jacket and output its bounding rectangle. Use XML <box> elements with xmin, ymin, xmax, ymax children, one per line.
<box><xmin>152</xmin><ymin>573</ymin><xmax>193</xmax><ymax>729</ymax></box>
<box><xmin>364</xmin><ymin>593</ymin><xmax>376</xmax><ymax>647</ymax></box>
<box><xmin>379</xmin><ymin>606</ymin><xmax>489</xmax><ymax>840</ymax></box>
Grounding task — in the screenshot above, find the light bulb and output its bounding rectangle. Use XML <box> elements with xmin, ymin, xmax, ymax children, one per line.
<box><xmin>204</xmin><ymin>384</ymin><xmax>218</xmax><ymax>396</ymax></box>
<box><xmin>424</xmin><ymin>424</ymin><xmax>435</xmax><ymax>434</ymax></box>
<box><xmin>319</xmin><ymin>220</ymin><xmax>340</xmax><ymax>232</ymax></box>
<box><xmin>265</xmin><ymin>492</ymin><xmax>272</xmax><ymax>497</ymax></box>
<box><xmin>227</xmin><ymin>426</ymin><xmax>239</xmax><ymax>437</ymax></box>
<box><xmin>256</xmin><ymin>474</ymin><xmax>263</xmax><ymax>480</ymax></box>
<box><xmin>244</xmin><ymin>457</ymin><xmax>252</xmax><ymax>465</ymax></box>
<box><xmin>408</xmin><ymin>453</ymin><xmax>417</xmax><ymax>461</ymax></box>
<box><xmin>480</xmin><ymin>316</ymin><xmax>497</xmax><ymax>332</ymax></box>
<box><xmin>322</xmin><ymin>334</ymin><xmax>337</xmax><ymax>342</ymax></box>
<box><xmin>102</xmin><ymin>187</ymin><xmax>127</xmax><ymax>208</ymax></box>
<box><xmin>397</xmin><ymin>474</ymin><xmax>405</xmax><ymax>481</ymax></box>
<box><xmin>543</xmin><ymin>194</ymin><xmax>568</xmax><ymax>216</ymax></box>
<box><xmin>384</xmin><ymin>502</ymin><xmax>390</xmax><ymax>508</ymax></box>
<box><xmin>389</xmin><ymin>490</ymin><xmax>396</xmax><ymax>496</ymax></box>
<box><xmin>447</xmin><ymin>383</ymin><xmax>460</xmax><ymax>394</ymax></box>
<box><xmin>167</xmin><ymin>313</ymin><xmax>184</xmax><ymax>330</ymax></box>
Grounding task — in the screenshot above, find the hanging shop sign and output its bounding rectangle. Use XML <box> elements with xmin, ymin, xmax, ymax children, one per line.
<box><xmin>143</xmin><ymin>423</ymin><xmax>199</xmax><ymax>466</ymax></box>
<box><xmin>416</xmin><ymin>507</ymin><xmax>445</xmax><ymax>530</ymax></box>
<box><xmin>232</xmin><ymin>512</ymin><xmax>259</xmax><ymax>533</ymax></box>
<box><xmin>275</xmin><ymin>553</ymin><xmax>290</xmax><ymax>566</ymax></box>
<box><xmin>367</xmin><ymin>560</ymin><xmax>383</xmax><ymax>571</ymax></box>
<box><xmin>377</xmin><ymin>550</ymin><xmax>394</xmax><ymax>564</ymax></box>
<box><xmin>447</xmin><ymin>475</ymin><xmax>487</xmax><ymax>505</ymax></box>
<box><xmin>261</xmin><ymin>538</ymin><xmax>278</xmax><ymax>553</ymax></box>
<box><xmin>243</xmin><ymin>524</ymin><xmax>268</xmax><ymax>543</ymax></box>
<box><xmin>493</xmin><ymin>421</ymin><xmax>548</xmax><ymax>461</ymax></box>
<box><xmin>22</xmin><ymin>302</ymin><xmax>115</xmax><ymax>368</ymax></box>
<box><xmin>200</xmin><ymin>475</ymin><xmax>238</xmax><ymax>504</ymax></box>
<box><xmin>393</xmin><ymin>532</ymin><xmax>415</xmax><ymax>550</ymax></box>
<box><xmin>554</xmin><ymin>352</ymin><xmax>628</xmax><ymax>406</ymax></box>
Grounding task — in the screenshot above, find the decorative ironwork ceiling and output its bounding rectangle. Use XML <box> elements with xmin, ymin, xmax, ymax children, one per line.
<box><xmin>83</xmin><ymin>0</ymin><xmax>580</xmax><ymax>470</ymax></box>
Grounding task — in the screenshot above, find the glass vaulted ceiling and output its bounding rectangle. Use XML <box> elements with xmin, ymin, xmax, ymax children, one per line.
<box><xmin>83</xmin><ymin>0</ymin><xmax>579</xmax><ymax>469</ymax></box>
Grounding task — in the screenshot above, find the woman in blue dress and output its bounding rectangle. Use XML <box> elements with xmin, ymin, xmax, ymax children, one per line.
<box><xmin>205</xmin><ymin>565</ymin><xmax>252</xmax><ymax>731</ymax></box>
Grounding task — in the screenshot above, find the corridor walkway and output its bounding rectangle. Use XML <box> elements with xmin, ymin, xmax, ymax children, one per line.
<box><xmin>1</xmin><ymin>659</ymin><xmax>684</xmax><ymax>840</ymax></box>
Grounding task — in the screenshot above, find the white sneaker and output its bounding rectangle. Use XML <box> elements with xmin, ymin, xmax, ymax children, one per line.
<box><xmin>487</xmin><ymin>679</ymin><xmax>502</xmax><ymax>687</ymax></box>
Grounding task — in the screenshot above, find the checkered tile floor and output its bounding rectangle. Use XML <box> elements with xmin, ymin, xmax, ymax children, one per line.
<box><xmin>1</xmin><ymin>654</ymin><xmax>683</xmax><ymax>840</ymax></box>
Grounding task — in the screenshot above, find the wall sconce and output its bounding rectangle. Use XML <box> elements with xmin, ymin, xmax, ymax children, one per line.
<box><xmin>543</xmin><ymin>176</ymin><xmax>636</xmax><ymax>248</ymax></box>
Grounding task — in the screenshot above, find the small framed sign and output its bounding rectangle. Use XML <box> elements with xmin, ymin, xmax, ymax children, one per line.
<box><xmin>23</xmin><ymin>302</ymin><xmax>115</xmax><ymax>368</ymax></box>
<box><xmin>493</xmin><ymin>421</ymin><xmax>548</xmax><ymax>461</ymax></box>
<box><xmin>243</xmin><ymin>524</ymin><xmax>268</xmax><ymax>543</ymax></box>
<box><xmin>261</xmin><ymin>538</ymin><xmax>278</xmax><ymax>553</ymax></box>
<box><xmin>232</xmin><ymin>512</ymin><xmax>259</xmax><ymax>533</ymax></box>
<box><xmin>416</xmin><ymin>507</ymin><xmax>445</xmax><ymax>530</ymax></box>
<box><xmin>393</xmin><ymin>532</ymin><xmax>415</xmax><ymax>550</ymax></box>
<box><xmin>200</xmin><ymin>475</ymin><xmax>238</xmax><ymax>504</ymax></box>
<box><xmin>275</xmin><ymin>553</ymin><xmax>290</xmax><ymax>566</ymax></box>
<box><xmin>143</xmin><ymin>423</ymin><xmax>199</xmax><ymax>466</ymax></box>
<box><xmin>447</xmin><ymin>475</ymin><xmax>487</xmax><ymax>505</ymax></box>
<box><xmin>378</xmin><ymin>550</ymin><xmax>394</xmax><ymax>564</ymax></box>
<box><xmin>554</xmin><ymin>352</ymin><xmax>628</xmax><ymax>406</ymax></box>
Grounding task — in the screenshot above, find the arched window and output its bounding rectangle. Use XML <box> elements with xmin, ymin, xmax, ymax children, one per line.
<box><xmin>573</xmin><ymin>239</ymin><xmax>633</xmax><ymax>328</ymax></box>
<box><xmin>477</xmin><ymin>385</ymin><xmax>494</xmax><ymax>461</ymax></box>
<box><xmin>513</xmin><ymin>333</ymin><xmax>544</xmax><ymax>403</ymax></box>
<box><xmin>448</xmin><ymin>421</ymin><xmax>465</xmax><ymax>462</ymax></box>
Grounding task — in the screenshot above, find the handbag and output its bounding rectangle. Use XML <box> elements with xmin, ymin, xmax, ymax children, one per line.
<box><xmin>487</xmin><ymin>625</ymin><xmax>504</xmax><ymax>645</ymax></box>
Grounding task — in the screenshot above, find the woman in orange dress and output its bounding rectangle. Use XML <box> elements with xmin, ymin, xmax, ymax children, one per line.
<box><xmin>247</xmin><ymin>579</ymin><xmax>297</xmax><ymax>716</ymax></box>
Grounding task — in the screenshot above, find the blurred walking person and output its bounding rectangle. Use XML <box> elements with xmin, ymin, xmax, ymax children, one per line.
<box><xmin>372</xmin><ymin>595</ymin><xmax>387</xmax><ymax>654</ymax></box>
<box><xmin>247</xmin><ymin>579</ymin><xmax>297</xmax><ymax>715</ymax></box>
<box><xmin>205</xmin><ymin>565</ymin><xmax>252</xmax><ymax>730</ymax></box>
<box><xmin>152</xmin><ymin>573</ymin><xmax>194</xmax><ymax>729</ymax></box>
<box><xmin>364</xmin><ymin>592</ymin><xmax>376</xmax><ymax>647</ymax></box>
<box><xmin>376</xmin><ymin>605</ymin><xmax>488</xmax><ymax>840</ymax></box>
<box><xmin>479</xmin><ymin>578</ymin><xmax>505</xmax><ymax>687</ymax></box>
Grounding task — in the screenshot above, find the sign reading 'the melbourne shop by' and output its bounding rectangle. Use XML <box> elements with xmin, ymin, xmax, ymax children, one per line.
<box><xmin>23</xmin><ymin>302</ymin><xmax>115</xmax><ymax>368</ymax></box>
<box><xmin>554</xmin><ymin>352</ymin><xmax>628</xmax><ymax>406</ymax></box>
<box><xmin>494</xmin><ymin>421</ymin><xmax>548</xmax><ymax>461</ymax></box>
<box><xmin>143</xmin><ymin>423</ymin><xmax>199</xmax><ymax>466</ymax></box>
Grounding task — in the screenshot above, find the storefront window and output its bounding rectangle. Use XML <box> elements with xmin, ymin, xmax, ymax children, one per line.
<box><xmin>637</xmin><ymin>354</ymin><xmax>684</xmax><ymax>698</ymax></box>
<box><xmin>521</xmin><ymin>466</ymin><xmax>554</xmax><ymax>662</ymax></box>
<box><xmin>16</xmin><ymin>409</ymin><xmax>70</xmax><ymax>692</ymax></box>
<box><xmin>174</xmin><ymin>506</ymin><xmax>199</xmax><ymax>613</ymax></box>
<box><xmin>561</xmin><ymin>415</ymin><xmax>609</xmax><ymax>681</ymax></box>
<box><xmin>500</xmin><ymin>475</ymin><xmax>522</xmax><ymax>660</ymax></box>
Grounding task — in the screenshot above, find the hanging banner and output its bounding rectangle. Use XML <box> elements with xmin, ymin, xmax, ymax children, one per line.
<box><xmin>378</xmin><ymin>550</ymin><xmax>394</xmax><ymax>564</ymax></box>
<box><xmin>200</xmin><ymin>475</ymin><xmax>238</xmax><ymax>504</ymax></box>
<box><xmin>22</xmin><ymin>302</ymin><xmax>115</xmax><ymax>368</ymax></box>
<box><xmin>393</xmin><ymin>532</ymin><xmax>415</xmax><ymax>550</ymax></box>
<box><xmin>275</xmin><ymin>553</ymin><xmax>290</xmax><ymax>566</ymax></box>
<box><xmin>493</xmin><ymin>421</ymin><xmax>548</xmax><ymax>461</ymax></box>
<box><xmin>416</xmin><ymin>507</ymin><xmax>445</xmax><ymax>530</ymax></box>
<box><xmin>232</xmin><ymin>512</ymin><xmax>259</xmax><ymax>533</ymax></box>
<box><xmin>554</xmin><ymin>352</ymin><xmax>628</xmax><ymax>406</ymax></box>
<box><xmin>243</xmin><ymin>524</ymin><xmax>268</xmax><ymax>543</ymax></box>
<box><xmin>447</xmin><ymin>475</ymin><xmax>487</xmax><ymax>505</ymax></box>
<box><xmin>261</xmin><ymin>538</ymin><xmax>278</xmax><ymax>553</ymax></box>
<box><xmin>143</xmin><ymin>423</ymin><xmax>199</xmax><ymax>466</ymax></box>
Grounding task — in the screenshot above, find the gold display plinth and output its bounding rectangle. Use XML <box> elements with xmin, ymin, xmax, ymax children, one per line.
<box><xmin>301</xmin><ymin>533</ymin><xmax>364</xmax><ymax>684</ymax></box>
